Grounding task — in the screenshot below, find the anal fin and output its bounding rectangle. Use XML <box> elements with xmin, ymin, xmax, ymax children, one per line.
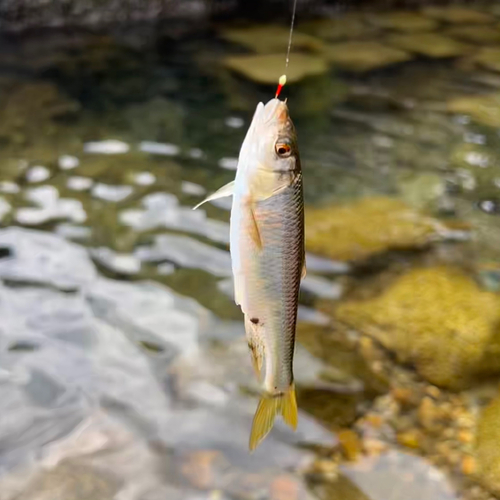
<box><xmin>244</xmin><ymin>315</ymin><xmax>264</xmax><ymax>381</ymax></box>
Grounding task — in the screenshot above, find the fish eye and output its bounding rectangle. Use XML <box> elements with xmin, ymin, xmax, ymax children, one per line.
<box><xmin>275</xmin><ymin>141</ymin><xmax>292</xmax><ymax>158</ymax></box>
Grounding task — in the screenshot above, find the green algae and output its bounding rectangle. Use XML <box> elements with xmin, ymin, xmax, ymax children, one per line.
<box><xmin>222</xmin><ymin>53</ymin><xmax>328</xmax><ymax>84</ymax></box>
<box><xmin>386</xmin><ymin>32</ymin><xmax>470</xmax><ymax>58</ymax></box>
<box><xmin>219</xmin><ymin>25</ymin><xmax>324</xmax><ymax>53</ymax></box>
<box><xmin>322</xmin><ymin>41</ymin><xmax>412</xmax><ymax>72</ymax></box>
<box><xmin>305</xmin><ymin>197</ymin><xmax>451</xmax><ymax>263</ymax></box>
<box><xmin>367</xmin><ymin>11</ymin><xmax>439</xmax><ymax>32</ymax></box>
<box><xmin>335</xmin><ymin>267</ymin><xmax>500</xmax><ymax>389</ymax></box>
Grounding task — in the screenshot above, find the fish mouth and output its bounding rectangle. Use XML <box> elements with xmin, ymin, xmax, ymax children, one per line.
<box><xmin>263</xmin><ymin>98</ymin><xmax>289</xmax><ymax>125</ymax></box>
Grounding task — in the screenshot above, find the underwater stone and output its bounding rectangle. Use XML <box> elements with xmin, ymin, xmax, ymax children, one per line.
<box><xmin>367</xmin><ymin>11</ymin><xmax>439</xmax><ymax>32</ymax></box>
<box><xmin>223</xmin><ymin>53</ymin><xmax>328</xmax><ymax>84</ymax></box>
<box><xmin>297</xmin><ymin>14</ymin><xmax>370</xmax><ymax>41</ymax></box>
<box><xmin>322</xmin><ymin>41</ymin><xmax>411</xmax><ymax>72</ymax></box>
<box><xmin>335</xmin><ymin>267</ymin><xmax>500</xmax><ymax>389</ymax></box>
<box><xmin>422</xmin><ymin>6</ymin><xmax>494</xmax><ymax>24</ymax></box>
<box><xmin>471</xmin><ymin>47</ymin><xmax>500</xmax><ymax>73</ymax></box>
<box><xmin>219</xmin><ymin>25</ymin><xmax>323</xmax><ymax>53</ymax></box>
<box><xmin>305</xmin><ymin>197</ymin><xmax>453</xmax><ymax>262</ymax></box>
<box><xmin>386</xmin><ymin>32</ymin><xmax>469</xmax><ymax>58</ymax></box>
<box><xmin>446</xmin><ymin>26</ymin><xmax>500</xmax><ymax>44</ymax></box>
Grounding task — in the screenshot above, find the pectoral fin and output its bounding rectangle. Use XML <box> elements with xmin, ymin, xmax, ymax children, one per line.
<box><xmin>192</xmin><ymin>180</ymin><xmax>234</xmax><ymax>210</ymax></box>
<box><xmin>248</xmin><ymin>204</ymin><xmax>263</xmax><ymax>250</ymax></box>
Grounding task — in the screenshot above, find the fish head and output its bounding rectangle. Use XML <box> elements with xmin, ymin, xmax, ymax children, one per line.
<box><xmin>247</xmin><ymin>98</ymin><xmax>300</xmax><ymax>175</ymax></box>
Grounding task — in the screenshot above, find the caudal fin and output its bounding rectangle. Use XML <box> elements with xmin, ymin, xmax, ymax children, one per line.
<box><xmin>249</xmin><ymin>384</ymin><xmax>297</xmax><ymax>451</ymax></box>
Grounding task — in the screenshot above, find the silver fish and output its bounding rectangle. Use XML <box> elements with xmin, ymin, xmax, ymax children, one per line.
<box><xmin>194</xmin><ymin>98</ymin><xmax>305</xmax><ymax>450</ymax></box>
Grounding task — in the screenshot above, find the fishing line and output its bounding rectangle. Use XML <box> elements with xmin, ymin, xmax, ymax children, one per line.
<box><xmin>275</xmin><ymin>0</ymin><xmax>299</xmax><ymax>98</ymax></box>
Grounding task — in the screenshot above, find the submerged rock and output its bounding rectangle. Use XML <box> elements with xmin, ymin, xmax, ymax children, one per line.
<box><xmin>219</xmin><ymin>25</ymin><xmax>323</xmax><ymax>53</ymax></box>
<box><xmin>322</xmin><ymin>42</ymin><xmax>411</xmax><ymax>72</ymax></box>
<box><xmin>447</xmin><ymin>93</ymin><xmax>500</xmax><ymax>128</ymax></box>
<box><xmin>475</xmin><ymin>394</ymin><xmax>500</xmax><ymax>495</ymax></box>
<box><xmin>297</xmin><ymin>14</ymin><xmax>371</xmax><ymax>41</ymax></box>
<box><xmin>422</xmin><ymin>6</ymin><xmax>494</xmax><ymax>24</ymax></box>
<box><xmin>367</xmin><ymin>11</ymin><xmax>438</xmax><ymax>32</ymax></box>
<box><xmin>446</xmin><ymin>26</ymin><xmax>500</xmax><ymax>44</ymax></box>
<box><xmin>223</xmin><ymin>53</ymin><xmax>328</xmax><ymax>84</ymax></box>
<box><xmin>335</xmin><ymin>267</ymin><xmax>500</xmax><ymax>389</ymax></box>
<box><xmin>386</xmin><ymin>33</ymin><xmax>469</xmax><ymax>58</ymax></box>
<box><xmin>305</xmin><ymin>197</ymin><xmax>453</xmax><ymax>262</ymax></box>
<box><xmin>470</xmin><ymin>47</ymin><xmax>500</xmax><ymax>73</ymax></box>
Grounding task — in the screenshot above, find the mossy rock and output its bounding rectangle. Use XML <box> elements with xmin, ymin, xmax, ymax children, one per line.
<box><xmin>222</xmin><ymin>53</ymin><xmax>328</xmax><ymax>84</ymax></box>
<box><xmin>335</xmin><ymin>267</ymin><xmax>500</xmax><ymax>389</ymax></box>
<box><xmin>386</xmin><ymin>32</ymin><xmax>470</xmax><ymax>58</ymax></box>
<box><xmin>305</xmin><ymin>197</ymin><xmax>451</xmax><ymax>262</ymax></box>
<box><xmin>219</xmin><ymin>25</ymin><xmax>324</xmax><ymax>53</ymax></box>
<box><xmin>446</xmin><ymin>26</ymin><xmax>500</xmax><ymax>44</ymax></box>
<box><xmin>475</xmin><ymin>395</ymin><xmax>500</xmax><ymax>495</ymax></box>
<box><xmin>447</xmin><ymin>93</ymin><xmax>500</xmax><ymax>128</ymax></box>
<box><xmin>422</xmin><ymin>6</ymin><xmax>494</xmax><ymax>24</ymax></box>
<box><xmin>298</xmin><ymin>14</ymin><xmax>372</xmax><ymax>41</ymax></box>
<box><xmin>471</xmin><ymin>47</ymin><xmax>500</xmax><ymax>73</ymax></box>
<box><xmin>322</xmin><ymin>41</ymin><xmax>411</xmax><ymax>72</ymax></box>
<box><xmin>366</xmin><ymin>11</ymin><xmax>439</xmax><ymax>32</ymax></box>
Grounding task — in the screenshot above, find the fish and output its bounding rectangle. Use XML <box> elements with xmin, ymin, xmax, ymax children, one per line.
<box><xmin>194</xmin><ymin>98</ymin><xmax>305</xmax><ymax>451</ymax></box>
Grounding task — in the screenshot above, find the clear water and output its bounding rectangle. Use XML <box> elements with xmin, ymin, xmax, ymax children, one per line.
<box><xmin>0</xmin><ymin>7</ymin><xmax>499</xmax><ymax>500</ymax></box>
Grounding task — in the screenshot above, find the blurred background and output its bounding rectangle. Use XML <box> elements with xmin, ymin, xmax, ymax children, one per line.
<box><xmin>0</xmin><ymin>0</ymin><xmax>500</xmax><ymax>499</ymax></box>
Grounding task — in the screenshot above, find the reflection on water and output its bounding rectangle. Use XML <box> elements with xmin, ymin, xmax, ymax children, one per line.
<box><xmin>0</xmin><ymin>4</ymin><xmax>500</xmax><ymax>500</ymax></box>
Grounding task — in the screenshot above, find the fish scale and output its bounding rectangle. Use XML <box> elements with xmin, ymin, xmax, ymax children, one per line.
<box><xmin>254</xmin><ymin>171</ymin><xmax>304</xmax><ymax>393</ymax></box>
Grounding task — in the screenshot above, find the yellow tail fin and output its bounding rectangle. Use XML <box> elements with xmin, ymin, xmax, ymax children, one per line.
<box><xmin>249</xmin><ymin>384</ymin><xmax>297</xmax><ymax>451</ymax></box>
